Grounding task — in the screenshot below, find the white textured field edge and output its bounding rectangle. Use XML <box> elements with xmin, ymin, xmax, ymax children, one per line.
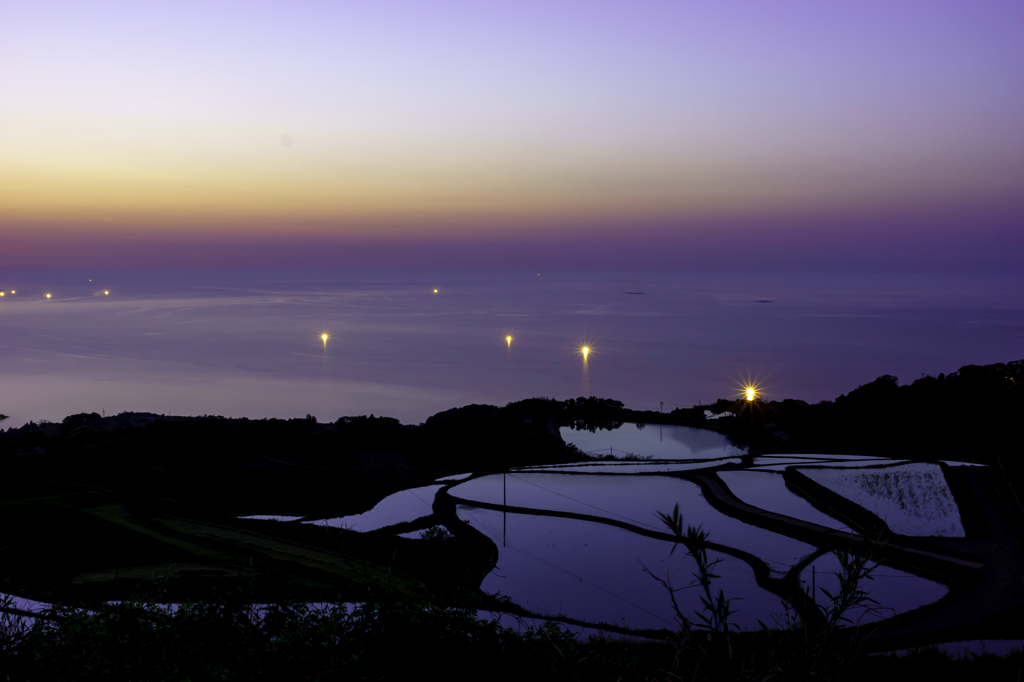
<box><xmin>801</xmin><ymin>463</ymin><xmax>965</xmax><ymax>537</ymax></box>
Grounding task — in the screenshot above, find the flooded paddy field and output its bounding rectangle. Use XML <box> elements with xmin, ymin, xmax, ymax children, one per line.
<box><xmin>2</xmin><ymin>412</ymin><xmax>1021</xmax><ymax>656</ymax></box>
<box><xmin>215</xmin><ymin>423</ymin><xmax>1004</xmax><ymax>644</ymax></box>
<box><xmin>560</xmin><ymin>423</ymin><xmax>746</xmax><ymax>460</ymax></box>
<box><xmin>434</xmin><ymin>454</ymin><xmax>966</xmax><ymax>635</ymax></box>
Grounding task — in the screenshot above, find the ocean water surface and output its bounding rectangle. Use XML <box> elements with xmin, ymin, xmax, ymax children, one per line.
<box><xmin>1</xmin><ymin>270</ymin><xmax>1021</xmax><ymax>427</ymax></box>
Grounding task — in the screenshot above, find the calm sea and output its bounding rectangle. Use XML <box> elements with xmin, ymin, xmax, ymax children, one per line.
<box><xmin>1</xmin><ymin>270</ymin><xmax>1021</xmax><ymax>429</ymax></box>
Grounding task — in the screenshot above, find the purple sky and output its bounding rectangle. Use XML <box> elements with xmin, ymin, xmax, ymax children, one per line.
<box><xmin>2</xmin><ymin>1</ymin><xmax>1022</xmax><ymax>269</ymax></box>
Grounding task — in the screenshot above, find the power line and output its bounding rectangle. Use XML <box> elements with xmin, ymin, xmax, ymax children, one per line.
<box><xmin>506</xmin><ymin>473</ymin><xmax>663</xmax><ymax>532</ymax></box>
<box><xmin>458</xmin><ymin>507</ymin><xmax>674</xmax><ymax>628</ymax></box>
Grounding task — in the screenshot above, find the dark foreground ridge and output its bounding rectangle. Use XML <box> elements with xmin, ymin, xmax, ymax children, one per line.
<box><xmin>1</xmin><ymin>360</ymin><xmax>1022</xmax><ymax>679</ymax></box>
<box><xmin>4</xmin><ymin>596</ymin><xmax>1021</xmax><ymax>681</ymax></box>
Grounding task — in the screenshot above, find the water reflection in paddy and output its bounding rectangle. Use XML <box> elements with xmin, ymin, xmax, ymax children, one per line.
<box><xmin>800</xmin><ymin>552</ymin><xmax>948</xmax><ymax>623</ymax></box>
<box><xmin>716</xmin><ymin>471</ymin><xmax>851</xmax><ymax>531</ymax></box>
<box><xmin>305</xmin><ymin>484</ymin><xmax>442</xmax><ymax>531</ymax></box>
<box><xmin>781</xmin><ymin>454</ymin><xmax>886</xmax><ymax>461</ymax></box>
<box><xmin>458</xmin><ymin>507</ymin><xmax>788</xmax><ymax>632</ymax></box>
<box><xmin>449</xmin><ymin>474</ymin><xmax>815</xmax><ymax>571</ymax></box>
<box><xmin>751</xmin><ymin>457</ymin><xmax>833</xmax><ymax>467</ymax></box>
<box><xmin>751</xmin><ymin>460</ymin><xmax>904</xmax><ymax>471</ymax></box>
<box><xmin>560</xmin><ymin>423</ymin><xmax>746</xmax><ymax>460</ymax></box>
<box><xmin>398</xmin><ymin>525</ymin><xmax>442</xmax><ymax>539</ymax></box>
<box><xmin>0</xmin><ymin>593</ymin><xmax>53</xmax><ymax>614</ymax></box>
<box><xmin>513</xmin><ymin>459</ymin><xmax>743</xmax><ymax>475</ymax></box>
<box><xmin>435</xmin><ymin>473</ymin><xmax>473</xmax><ymax>482</ymax></box>
<box><xmin>796</xmin><ymin>460</ymin><xmax>908</xmax><ymax>469</ymax></box>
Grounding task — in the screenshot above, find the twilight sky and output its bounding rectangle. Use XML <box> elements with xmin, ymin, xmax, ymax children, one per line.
<box><xmin>2</xmin><ymin>1</ymin><xmax>1022</xmax><ymax>268</ymax></box>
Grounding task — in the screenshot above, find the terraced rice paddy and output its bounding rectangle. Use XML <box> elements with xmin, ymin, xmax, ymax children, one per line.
<box><xmin>5</xmin><ymin>420</ymin><xmax>983</xmax><ymax>643</ymax></box>
<box><xmin>800</xmin><ymin>463</ymin><xmax>966</xmax><ymax>537</ymax></box>
<box><xmin>251</xmin><ymin>426</ymin><xmax>974</xmax><ymax>636</ymax></box>
<box><xmin>435</xmin><ymin>451</ymin><xmax>966</xmax><ymax>632</ymax></box>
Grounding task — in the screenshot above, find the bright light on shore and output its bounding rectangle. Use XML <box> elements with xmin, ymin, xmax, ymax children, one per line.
<box><xmin>736</xmin><ymin>377</ymin><xmax>764</xmax><ymax>403</ymax></box>
<box><xmin>104</xmin><ymin>290</ymin><xmax>109</xmax><ymax>295</ymax></box>
<box><xmin>580</xmin><ymin>345</ymin><xmax>590</xmax><ymax>360</ymax></box>
<box><xmin>433</xmin><ymin>289</ymin><xmax>438</xmax><ymax>294</ymax></box>
<box><xmin>321</xmin><ymin>333</ymin><xmax>329</xmax><ymax>346</ymax></box>
<box><xmin>45</xmin><ymin>293</ymin><xmax>51</xmax><ymax>299</ymax></box>
<box><xmin>506</xmin><ymin>335</ymin><xmax>513</xmax><ymax>347</ymax></box>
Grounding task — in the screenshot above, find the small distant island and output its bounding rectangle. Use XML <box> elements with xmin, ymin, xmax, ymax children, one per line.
<box><xmin>1</xmin><ymin>359</ymin><xmax>1021</xmax><ymax>680</ymax></box>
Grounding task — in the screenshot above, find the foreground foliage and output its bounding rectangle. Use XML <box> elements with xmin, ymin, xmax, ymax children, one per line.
<box><xmin>1</xmin><ymin>595</ymin><xmax>660</xmax><ymax>682</ymax></box>
<box><xmin>2</xmin><ymin>591</ymin><xmax>1022</xmax><ymax>681</ymax></box>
